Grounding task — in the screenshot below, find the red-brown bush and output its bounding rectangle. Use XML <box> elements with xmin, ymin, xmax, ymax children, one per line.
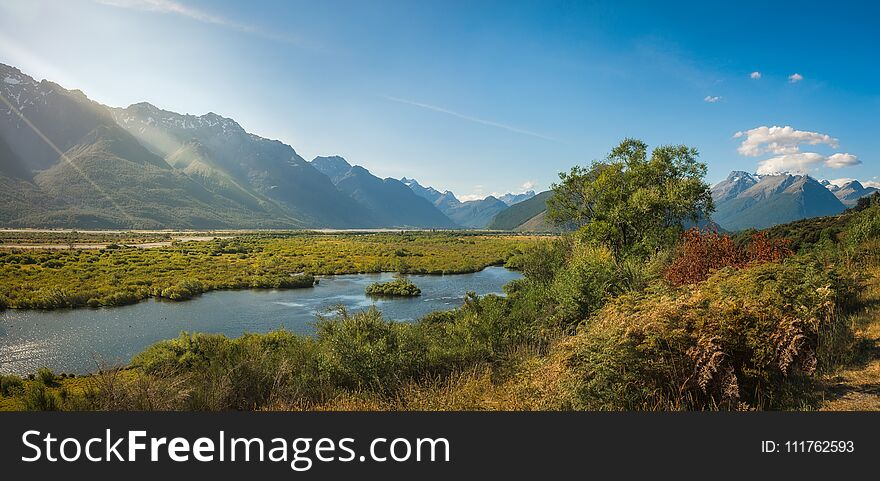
<box><xmin>665</xmin><ymin>228</ymin><xmax>793</xmax><ymax>285</ymax></box>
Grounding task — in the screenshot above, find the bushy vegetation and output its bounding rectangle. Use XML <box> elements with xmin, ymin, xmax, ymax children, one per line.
<box><xmin>365</xmin><ymin>278</ymin><xmax>421</xmax><ymax>297</ymax></box>
<box><xmin>560</xmin><ymin>259</ymin><xmax>857</xmax><ymax>410</ymax></box>
<box><xmin>2</xmin><ymin>141</ymin><xmax>877</xmax><ymax>412</ymax></box>
<box><xmin>665</xmin><ymin>229</ymin><xmax>793</xmax><ymax>285</ymax></box>
<box><xmin>547</xmin><ymin>138</ymin><xmax>713</xmax><ymax>258</ymax></box>
<box><xmin>0</xmin><ymin>295</ymin><xmax>534</xmax><ymax>411</ymax></box>
<box><xmin>0</xmin><ymin>232</ymin><xmax>539</xmax><ymax>309</ymax></box>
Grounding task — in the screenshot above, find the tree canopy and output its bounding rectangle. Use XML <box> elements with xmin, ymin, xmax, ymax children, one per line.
<box><xmin>546</xmin><ymin>138</ymin><xmax>714</xmax><ymax>258</ymax></box>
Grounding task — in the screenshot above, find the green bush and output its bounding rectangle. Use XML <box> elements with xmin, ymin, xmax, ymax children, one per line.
<box><xmin>365</xmin><ymin>278</ymin><xmax>421</xmax><ymax>297</ymax></box>
<box><xmin>23</xmin><ymin>383</ymin><xmax>60</xmax><ymax>411</ymax></box>
<box><xmin>0</xmin><ymin>374</ymin><xmax>24</xmax><ymax>396</ymax></box>
<box><xmin>847</xmin><ymin>204</ymin><xmax>880</xmax><ymax>246</ymax></box>
<box><xmin>315</xmin><ymin>307</ymin><xmax>425</xmax><ymax>391</ymax></box>
<box><xmin>36</xmin><ymin>368</ymin><xmax>56</xmax><ymax>386</ymax></box>
<box><xmin>550</xmin><ymin>244</ymin><xmax>617</xmax><ymax>328</ymax></box>
<box><xmin>157</xmin><ymin>279</ymin><xmax>205</xmax><ymax>301</ymax></box>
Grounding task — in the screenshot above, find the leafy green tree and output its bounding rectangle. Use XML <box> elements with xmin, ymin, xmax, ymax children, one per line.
<box><xmin>547</xmin><ymin>138</ymin><xmax>714</xmax><ymax>258</ymax></box>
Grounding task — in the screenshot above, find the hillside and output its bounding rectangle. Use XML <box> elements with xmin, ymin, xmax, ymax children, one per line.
<box><xmin>312</xmin><ymin>157</ymin><xmax>456</xmax><ymax>228</ymax></box>
<box><xmin>0</xmin><ymin>64</ymin><xmax>306</xmax><ymax>228</ymax></box>
<box><xmin>711</xmin><ymin>172</ymin><xmax>846</xmax><ymax>231</ymax></box>
<box><xmin>823</xmin><ymin>179</ymin><xmax>879</xmax><ymax>207</ymax></box>
<box><xmin>0</xmin><ymin>63</ymin><xmax>389</xmax><ymax>228</ymax></box>
<box><xmin>442</xmin><ymin>196</ymin><xmax>509</xmax><ymax>228</ymax></box>
<box><xmin>113</xmin><ymin>104</ymin><xmax>377</xmax><ymax>228</ymax></box>
<box><xmin>487</xmin><ymin>190</ymin><xmax>553</xmax><ymax>230</ymax></box>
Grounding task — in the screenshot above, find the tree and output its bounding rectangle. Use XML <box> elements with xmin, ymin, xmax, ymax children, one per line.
<box><xmin>547</xmin><ymin>138</ymin><xmax>714</xmax><ymax>258</ymax></box>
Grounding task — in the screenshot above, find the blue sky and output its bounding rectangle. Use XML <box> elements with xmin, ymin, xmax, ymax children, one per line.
<box><xmin>1</xmin><ymin>0</ymin><xmax>878</xmax><ymax>199</ymax></box>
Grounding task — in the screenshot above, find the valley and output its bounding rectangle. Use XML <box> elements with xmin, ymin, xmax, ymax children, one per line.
<box><xmin>0</xmin><ymin>231</ymin><xmax>541</xmax><ymax>309</ymax></box>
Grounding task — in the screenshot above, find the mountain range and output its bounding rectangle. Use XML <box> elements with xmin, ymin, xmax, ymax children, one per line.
<box><xmin>711</xmin><ymin>172</ymin><xmax>849</xmax><ymax>231</ymax></box>
<box><xmin>0</xmin><ymin>63</ymin><xmax>532</xmax><ymax>229</ymax></box>
<box><xmin>486</xmin><ymin>190</ymin><xmax>554</xmax><ymax>231</ymax></box>
<box><xmin>400</xmin><ymin>177</ymin><xmax>527</xmax><ymax>228</ymax></box>
<box><xmin>310</xmin><ymin>157</ymin><xmax>456</xmax><ymax>228</ymax></box>
<box><xmin>820</xmin><ymin>179</ymin><xmax>878</xmax><ymax>207</ymax></box>
<box><xmin>2</xmin><ymin>63</ymin><xmax>874</xmax><ymax>231</ymax></box>
<box><xmin>483</xmin><ymin>172</ymin><xmax>877</xmax><ymax>232</ymax></box>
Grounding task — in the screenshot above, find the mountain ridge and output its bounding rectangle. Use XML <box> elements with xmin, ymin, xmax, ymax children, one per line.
<box><xmin>711</xmin><ymin>172</ymin><xmax>847</xmax><ymax>231</ymax></box>
<box><xmin>311</xmin><ymin>157</ymin><xmax>457</xmax><ymax>228</ymax></box>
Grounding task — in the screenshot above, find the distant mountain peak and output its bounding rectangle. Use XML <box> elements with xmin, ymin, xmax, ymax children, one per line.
<box><xmin>820</xmin><ymin>178</ymin><xmax>878</xmax><ymax>206</ymax></box>
<box><xmin>313</xmin><ymin>155</ymin><xmax>351</xmax><ymax>167</ymax></box>
<box><xmin>115</xmin><ymin>102</ymin><xmax>245</xmax><ymax>136</ymax></box>
<box><xmin>498</xmin><ymin>190</ymin><xmax>536</xmax><ymax>206</ymax></box>
<box><xmin>712</xmin><ymin>170</ymin><xmax>846</xmax><ymax>230</ymax></box>
<box><xmin>311</xmin><ymin>156</ymin><xmax>356</xmax><ymax>183</ymax></box>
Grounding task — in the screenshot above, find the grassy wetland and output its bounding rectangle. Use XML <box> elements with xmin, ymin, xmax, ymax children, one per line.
<box><xmin>0</xmin><ymin>231</ymin><xmax>541</xmax><ymax>309</ymax></box>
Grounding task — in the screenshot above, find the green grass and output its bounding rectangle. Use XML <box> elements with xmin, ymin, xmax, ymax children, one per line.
<box><xmin>0</xmin><ymin>232</ymin><xmax>542</xmax><ymax>309</ymax></box>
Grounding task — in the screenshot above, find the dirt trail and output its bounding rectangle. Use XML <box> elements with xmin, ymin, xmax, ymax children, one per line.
<box><xmin>821</xmin><ymin>269</ymin><xmax>880</xmax><ymax>411</ymax></box>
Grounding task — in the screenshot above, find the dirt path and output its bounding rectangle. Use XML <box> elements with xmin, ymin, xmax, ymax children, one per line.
<box><xmin>821</xmin><ymin>268</ymin><xmax>880</xmax><ymax>411</ymax></box>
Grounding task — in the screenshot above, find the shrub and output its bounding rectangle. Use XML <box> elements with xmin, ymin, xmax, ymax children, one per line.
<box><xmin>23</xmin><ymin>383</ymin><xmax>60</xmax><ymax>411</ymax></box>
<box><xmin>559</xmin><ymin>259</ymin><xmax>856</xmax><ymax>410</ymax></box>
<box><xmin>550</xmin><ymin>244</ymin><xmax>617</xmax><ymax>328</ymax></box>
<box><xmin>365</xmin><ymin>278</ymin><xmax>421</xmax><ymax>297</ymax></box>
<box><xmin>249</xmin><ymin>273</ymin><xmax>315</xmax><ymax>289</ymax></box>
<box><xmin>847</xmin><ymin>204</ymin><xmax>880</xmax><ymax>246</ymax></box>
<box><xmin>157</xmin><ymin>279</ymin><xmax>205</xmax><ymax>301</ymax></box>
<box><xmin>315</xmin><ymin>307</ymin><xmax>425</xmax><ymax>391</ymax></box>
<box><xmin>507</xmin><ymin>239</ymin><xmax>568</xmax><ymax>285</ymax></box>
<box><xmin>665</xmin><ymin>228</ymin><xmax>792</xmax><ymax>285</ymax></box>
<box><xmin>36</xmin><ymin>368</ymin><xmax>56</xmax><ymax>386</ymax></box>
<box><xmin>0</xmin><ymin>374</ymin><xmax>24</xmax><ymax>396</ymax></box>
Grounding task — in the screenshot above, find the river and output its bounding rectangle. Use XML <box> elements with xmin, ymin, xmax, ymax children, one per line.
<box><xmin>0</xmin><ymin>267</ymin><xmax>521</xmax><ymax>375</ymax></box>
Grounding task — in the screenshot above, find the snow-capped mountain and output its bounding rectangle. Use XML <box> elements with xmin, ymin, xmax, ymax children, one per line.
<box><xmin>821</xmin><ymin>179</ymin><xmax>878</xmax><ymax>207</ymax></box>
<box><xmin>498</xmin><ymin>190</ymin><xmax>536</xmax><ymax>206</ymax></box>
<box><xmin>712</xmin><ymin>171</ymin><xmax>846</xmax><ymax>230</ymax></box>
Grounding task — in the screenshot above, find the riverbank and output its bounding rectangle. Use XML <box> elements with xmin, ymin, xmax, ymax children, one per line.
<box><xmin>0</xmin><ymin>267</ymin><xmax>523</xmax><ymax>376</ymax></box>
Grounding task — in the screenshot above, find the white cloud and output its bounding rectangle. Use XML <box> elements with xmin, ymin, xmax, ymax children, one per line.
<box><xmin>755</xmin><ymin>152</ymin><xmax>860</xmax><ymax>175</ymax></box>
<box><xmin>756</xmin><ymin>152</ymin><xmax>826</xmax><ymax>174</ymax></box>
<box><xmin>521</xmin><ymin>180</ymin><xmax>536</xmax><ymax>190</ymax></box>
<box><xmin>703</xmin><ymin>95</ymin><xmax>721</xmax><ymax>103</ymax></box>
<box><xmin>864</xmin><ymin>181</ymin><xmax>880</xmax><ymax>189</ymax></box>
<box><xmin>458</xmin><ymin>194</ymin><xmax>484</xmax><ymax>202</ymax></box>
<box><xmin>734</xmin><ymin>125</ymin><xmax>838</xmax><ymax>157</ymax></box>
<box><xmin>94</xmin><ymin>0</ymin><xmax>308</xmax><ymax>45</ymax></box>
<box><xmin>750</xmin><ymin>71</ymin><xmax>762</xmax><ymax>79</ymax></box>
<box><xmin>825</xmin><ymin>153</ymin><xmax>860</xmax><ymax>168</ymax></box>
<box><xmin>788</xmin><ymin>73</ymin><xmax>804</xmax><ymax>83</ymax></box>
